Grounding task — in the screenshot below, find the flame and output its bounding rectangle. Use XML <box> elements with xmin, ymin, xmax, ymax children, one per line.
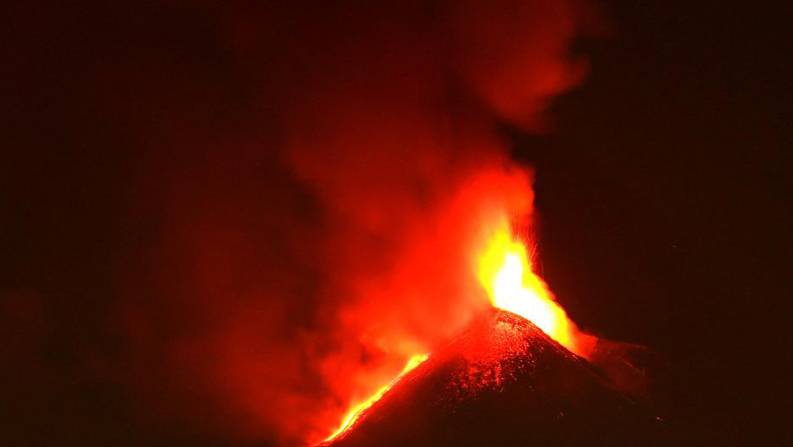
<box><xmin>323</xmin><ymin>353</ymin><xmax>429</xmax><ymax>443</ymax></box>
<box><xmin>477</xmin><ymin>220</ymin><xmax>591</xmax><ymax>355</ymax></box>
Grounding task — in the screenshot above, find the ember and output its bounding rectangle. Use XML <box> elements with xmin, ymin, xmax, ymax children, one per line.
<box><xmin>76</xmin><ymin>1</ymin><xmax>621</xmax><ymax>445</ymax></box>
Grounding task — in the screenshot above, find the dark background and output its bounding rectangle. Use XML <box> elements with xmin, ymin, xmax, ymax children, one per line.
<box><xmin>527</xmin><ymin>2</ymin><xmax>791</xmax><ymax>444</ymax></box>
<box><xmin>2</xmin><ymin>1</ymin><xmax>790</xmax><ymax>446</ymax></box>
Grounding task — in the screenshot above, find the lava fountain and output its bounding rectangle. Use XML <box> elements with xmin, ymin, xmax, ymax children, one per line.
<box><xmin>476</xmin><ymin>219</ymin><xmax>596</xmax><ymax>357</ymax></box>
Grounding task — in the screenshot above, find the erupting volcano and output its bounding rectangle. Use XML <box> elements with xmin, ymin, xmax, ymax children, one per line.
<box><xmin>320</xmin><ymin>306</ymin><xmax>663</xmax><ymax>447</ymax></box>
<box><xmin>317</xmin><ymin>214</ymin><xmax>651</xmax><ymax>445</ymax></box>
<box><xmin>7</xmin><ymin>0</ymin><xmax>783</xmax><ymax>445</ymax></box>
<box><xmin>74</xmin><ymin>1</ymin><xmax>667</xmax><ymax>446</ymax></box>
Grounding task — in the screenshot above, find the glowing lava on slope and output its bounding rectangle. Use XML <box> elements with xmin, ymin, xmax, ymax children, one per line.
<box><xmin>323</xmin><ymin>354</ymin><xmax>429</xmax><ymax>443</ymax></box>
<box><xmin>321</xmin><ymin>216</ymin><xmax>595</xmax><ymax>444</ymax></box>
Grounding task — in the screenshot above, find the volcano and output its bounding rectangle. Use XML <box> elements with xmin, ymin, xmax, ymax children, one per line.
<box><xmin>322</xmin><ymin>309</ymin><xmax>667</xmax><ymax>447</ymax></box>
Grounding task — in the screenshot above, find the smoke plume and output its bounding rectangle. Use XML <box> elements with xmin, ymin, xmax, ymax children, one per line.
<box><xmin>114</xmin><ymin>1</ymin><xmax>594</xmax><ymax>445</ymax></box>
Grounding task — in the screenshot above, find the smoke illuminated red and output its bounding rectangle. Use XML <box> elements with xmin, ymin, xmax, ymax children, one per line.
<box><xmin>112</xmin><ymin>2</ymin><xmax>599</xmax><ymax>446</ymax></box>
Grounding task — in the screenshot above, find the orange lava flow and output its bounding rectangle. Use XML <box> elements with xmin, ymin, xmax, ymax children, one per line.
<box><xmin>476</xmin><ymin>220</ymin><xmax>593</xmax><ymax>356</ymax></box>
<box><xmin>323</xmin><ymin>353</ymin><xmax>429</xmax><ymax>443</ymax></box>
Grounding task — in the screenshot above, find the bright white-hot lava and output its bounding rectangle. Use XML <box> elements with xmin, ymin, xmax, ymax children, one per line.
<box><xmin>476</xmin><ymin>219</ymin><xmax>594</xmax><ymax>356</ymax></box>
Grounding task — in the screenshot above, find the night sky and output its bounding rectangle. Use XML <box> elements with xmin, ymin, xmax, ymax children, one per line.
<box><xmin>2</xmin><ymin>1</ymin><xmax>790</xmax><ymax>446</ymax></box>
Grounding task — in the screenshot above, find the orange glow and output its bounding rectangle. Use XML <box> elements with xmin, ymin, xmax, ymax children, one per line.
<box><xmin>323</xmin><ymin>353</ymin><xmax>429</xmax><ymax>443</ymax></box>
<box><xmin>477</xmin><ymin>220</ymin><xmax>591</xmax><ymax>356</ymax></box>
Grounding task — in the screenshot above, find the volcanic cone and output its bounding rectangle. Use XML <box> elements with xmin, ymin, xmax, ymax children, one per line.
<box><xmin>324</xmin><ymin>309</ymin><xmax>666</xmax><ymax>447</ymax></box>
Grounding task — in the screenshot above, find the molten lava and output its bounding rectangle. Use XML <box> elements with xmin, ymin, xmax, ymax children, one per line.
<box><xmin>323</xmin><ymin>353</ymin><xmax>429</xmax><ymax>443</ymax></box>
<box><xmin>477</xmin><ymin>221</ymin><xmax>594</xmax><ymax>356</ymax></box>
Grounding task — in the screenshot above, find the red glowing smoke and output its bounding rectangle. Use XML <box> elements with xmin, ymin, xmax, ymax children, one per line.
<box><xmin>116</xmin><ymin>1</ymin><xmax>597</xmax><ymax>445</ymax></box>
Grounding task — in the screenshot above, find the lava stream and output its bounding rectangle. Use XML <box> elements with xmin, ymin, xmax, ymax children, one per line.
<box><xmin>323</xmin><ymin>353</ymin><xmax>429</xmax><ymax>443</ymax></box>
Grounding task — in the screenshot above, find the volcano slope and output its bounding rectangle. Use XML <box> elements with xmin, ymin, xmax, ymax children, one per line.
<box><xmin>323</xmin><ymin>309</ymin><xmax>668</xmax><ymax>447</ymax></box>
